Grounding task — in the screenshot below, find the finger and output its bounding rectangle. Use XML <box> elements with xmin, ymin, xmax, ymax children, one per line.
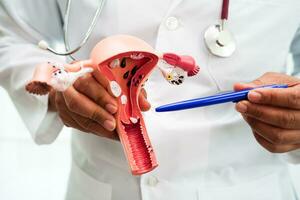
<box><xmin>48</xmin><ymin>89</ymin><xmax>57</xmax><ymax>111</ymax></box>
<box><xmin>70</xmin><ymin>112</ymin><xmax>119</xmax><ymax>140</ymax></box>
<box><xmin>243</xmin><ymin>115</ymin><xmax>300</xmax><ymax>145</ymax></box>
<box><xmin>234</xmin><ymin>81</ymin><xmax>262</xmax><ymax>91</ymax></box>
<box><xmin>92</xmin><ymin>68</ymin><xmax>110</xmax><ymax>90</ymax></box>
<box><xmin>55</xmin><ymin>92</ymin><xmax>89</xmax><ymax>132</ymax></box>
<box><xmin>234</xmin><ymin>72</ymin><xmax>300</xmax><ymax>91</ymax></box>
<box><xmin>233</xmin><ymin>78</ymin><xmax>267</xmax><ymax>91</ymax></box>
<box><xmin>92</xmin><ymin>69</ymin><xmax>123</xmax><ymax>103</ymax></box>
<box><xmin>253</xmin><ymin>132</ymin><xmax>300</xmax><ymax>153</ymax></box>
<box><xmin>62</xmin><ymin>86</ymin><xmax>116</xmax><ymax>131</ymax></box>
<box><xmin>236</xmin><ymin>101</ymin><xmax>300</xmax><ymax>129</ymax></box>
<box><xmin>59</xmin><ymin>110</ymin><xmax>88</xmax><ymax>132</ymax></box>
<box><xmin>247</xmin><ymin>87</ymin><xmax>300</xmax><ymax>109</ymax></box>
<box><xmin>139</xmin><ymin>88</ymin><xmax>151</xmax><ymax>112</ymax></box>
<box><xmin>73</xmin><ymin>75</ymin><xmax>118</xmax><ymax>114</ymax></box>
<box><xmin>56</xmin><ymin>92</ymin><xmax>118</xmax><ymax>139</ymax></box>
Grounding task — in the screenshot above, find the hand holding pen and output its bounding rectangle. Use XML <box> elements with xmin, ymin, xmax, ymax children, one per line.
<box><xmin>235</xmin><ymin>72</ymin><xmax>300</xmax><ymax>153</ymax></box>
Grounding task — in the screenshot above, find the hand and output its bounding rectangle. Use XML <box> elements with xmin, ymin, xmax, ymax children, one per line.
<box><xmin>49</xmin><ymin>70</ymin><xmax>151</xmax><ymax>140</ymax></box>
<box><xmin>234</xmin><ymin>72</ymin><xmax>300</xmax><ymax>153</ymax></box>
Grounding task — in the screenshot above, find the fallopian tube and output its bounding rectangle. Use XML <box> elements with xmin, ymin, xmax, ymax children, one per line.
<box><xmin>26</xmin><ymin>35</ymin><xmax>200</xmax><ymax>175</ymax></box>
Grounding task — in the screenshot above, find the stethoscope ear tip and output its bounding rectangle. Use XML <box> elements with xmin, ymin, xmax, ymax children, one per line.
<box><xmin>38</xmin><ymin>40</ymin><xmax>49</xmax><ymax>50</ymax></box>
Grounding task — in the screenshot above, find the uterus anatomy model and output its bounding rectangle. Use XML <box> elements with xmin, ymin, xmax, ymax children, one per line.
<box><xmin>26</xmin><ymin>35</ymin><xmax>199</xmax><ymax>175</ymax></box>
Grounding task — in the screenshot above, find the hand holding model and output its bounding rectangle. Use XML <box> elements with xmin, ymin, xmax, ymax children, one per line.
<box><xmin>235</xmin><ymin>72</ymin><xmax>300</xmax><ymax>153</ymax></box>
<box><xmin>26</xmin><ymin>35</ymin><xmax>199</xmax><ymax>175</ymax></box>
<box><xmin>48</xmin><ymin>68</ymin><xmax>151</xmax><ymax>140</ymax></box>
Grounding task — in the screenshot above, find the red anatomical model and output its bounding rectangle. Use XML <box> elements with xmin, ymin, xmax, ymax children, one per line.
<box><xmin>26</xmin><ymin>35</ymin><xmax>199</xmax><ymax>175</ymax></box>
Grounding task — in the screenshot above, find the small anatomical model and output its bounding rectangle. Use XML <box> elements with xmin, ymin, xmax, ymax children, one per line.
<box><xmin>26</xmin><ymin>35</ymin><xmax>199</xmax><ymax>175</ymax></box>
<box><xmin>50</xmin><ymin>62</ymin><xmax>93</xmax><ymax>91</ymax></box>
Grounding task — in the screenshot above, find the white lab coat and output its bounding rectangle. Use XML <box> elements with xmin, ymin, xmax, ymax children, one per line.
<box><xmin>1</xmin><ymin>0</ymin><xmax>300</xmax><ymax>199</ymax></box>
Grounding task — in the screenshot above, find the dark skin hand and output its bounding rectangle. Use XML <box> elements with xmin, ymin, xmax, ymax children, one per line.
<box><xmin>235</xmin><ymin>72</ymin><xmax>300</xmax><ymax>153</ymax></box>
<box><xmin>49</xmin><ymin>68</ymin><xmax>151</xmax><ymax>140</ymax></box>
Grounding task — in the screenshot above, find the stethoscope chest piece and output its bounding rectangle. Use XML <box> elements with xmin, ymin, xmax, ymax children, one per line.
<box><xmin>204</xmin><ymin>24</ymin><xmax>236</xmax><ymax>58</ymax></box>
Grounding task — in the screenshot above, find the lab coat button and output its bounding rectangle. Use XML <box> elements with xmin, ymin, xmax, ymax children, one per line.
<box><xmin>147</xmin><ymin>176</ymin><xmax>159</xmax><ymax>186</ymax></box>
<box><xmin>165</xmin><ymin>16</ymin><xmax>180</xmax><ymax>30</ymax></box>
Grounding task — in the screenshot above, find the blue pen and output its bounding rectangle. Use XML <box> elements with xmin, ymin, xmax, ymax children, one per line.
<box><xmin>155</xmin><ymin>84</ymin><xmax>288</xmax><ymax>112</ymax></box>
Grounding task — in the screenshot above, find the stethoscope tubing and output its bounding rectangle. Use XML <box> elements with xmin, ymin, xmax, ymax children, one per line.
<box><xmin>221</xmin><ymin>0</ymin><xmax>229</xmax><ymax>20</ymax></box>
<box><xmin>39</xmin><ymin>0</ymin><xmax>106</xmax><ymax>58</ymax></box>
<box><xmin>39</xmin><ymin>0</ymin><xmax>233</xmax><ymax>59</ymax></box>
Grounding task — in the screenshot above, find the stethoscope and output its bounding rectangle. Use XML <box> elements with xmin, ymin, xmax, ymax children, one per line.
<box><xmin>38</xmin><ymin>0</ymin><xmax>106</xmax><ymax>60</ymax></box>
<box><xmin>204</xmin><ymin>0</ymin><xmax>236</xmax><ymax>57</ymax></box>
<box><xmin>38</xmin><ymin>0</ymin><xmax>235</xmax><ymax>59</ymax></box>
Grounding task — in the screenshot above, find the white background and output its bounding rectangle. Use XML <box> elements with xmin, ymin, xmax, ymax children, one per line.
<box><xmin>0</xmin><ymin>86</ymin><xmax>300</xmax><ymax>200</ymax></box>
<box><xmin>0</xmin><ymin>88</ymin><xmax>71</xmax><ymax>200</ymax></box>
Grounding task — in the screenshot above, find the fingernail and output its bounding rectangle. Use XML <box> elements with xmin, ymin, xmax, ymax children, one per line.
<box><xmin>105</xmin><ymin>104</ymin><xmax>118</xmax><ymax>114</ymax></box>
<box><xmin>103</xmin><ymin>120</ymin><xmax>116</xmax><ymax>131</ymax></box>
<box><xmin>248</xmin><ymin>91</ymin><xmax>262</xmax><ymax>102</ymax></box>
<box><xmin>236</xmin><ymin>102</ymin><xmax>247</xmax><ymax>113</ymax></box>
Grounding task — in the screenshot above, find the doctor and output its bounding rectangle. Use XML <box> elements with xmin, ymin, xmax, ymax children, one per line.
<box><xmin>1</xmin><ymin>0</ymin><xmax>300</xmax><ymax>200</ymax></box>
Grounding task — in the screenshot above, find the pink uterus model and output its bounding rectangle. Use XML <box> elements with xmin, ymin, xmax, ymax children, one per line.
<box><xmin>26</xmin><ymin>35</ymin><xmax>199</xmax><ymax>175</ymax></box>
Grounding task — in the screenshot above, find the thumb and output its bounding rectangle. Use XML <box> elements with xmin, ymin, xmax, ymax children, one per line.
<box><xmin>138</xmin><ymin>88</ymin><xmax>151</xmax><ymax>112</ymax></box>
